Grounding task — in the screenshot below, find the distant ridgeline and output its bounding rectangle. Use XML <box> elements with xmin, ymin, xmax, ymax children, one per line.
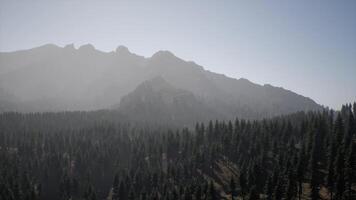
<box><xmin>0</xmin><ymin>44</ymin><xmax>321</xmax><ymax>122</ymax></box>
<box><xmin>0</xmin><ymin>103</ymin><xmax>355</xmax><ymax>200</ymax></box>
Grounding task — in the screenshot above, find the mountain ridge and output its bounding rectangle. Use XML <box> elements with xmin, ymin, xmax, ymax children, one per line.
<box><xmin>0</xmin><ymin>44</ymin><xmax>322</xmax><ymax>121</ymax></box>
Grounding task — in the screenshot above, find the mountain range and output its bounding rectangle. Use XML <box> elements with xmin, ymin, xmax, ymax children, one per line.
<box><xmin>0</xmin><ymin>44</ymin><xmax>322</xmax><ymax>122</ymax></box>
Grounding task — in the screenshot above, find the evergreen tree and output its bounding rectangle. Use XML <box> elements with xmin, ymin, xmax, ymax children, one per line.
<box><xmin>264</xmin><ymin>176</ymin><xmax>274</xmax><ymax>200</ymax></box>
<box><xmin>274</xmin><ymin>175</ymin><xmax>286</xmax><ymax>200</ymax></box>
<box><xmin>0</xmin><ymin>102</ymin><xmax>354</xmax><ymax>200</ymax></box>
<box><xmin>230</xmin><ymin>177</ymin><xmax>236</xmax><ymax>200</ymax></box>
<box><xmin>240</xmin><ymin>172</ymin><xmax>247</xmax><ymax>200</ymax></box>
<box><xmin>248</xmin><ymin>186</ymin><xmax>259</xmax><ymax>200</ymax></box>
<box><xmin>112</xmin><ymin>173</ymin><xmax>120</xmax><ymax>200</ymax></box>
<box><xmin>208</xmin><ymin>181</ymin><xmax>217</xmax><ymax>200</ymax></box>
<box><xmin>83</xmin><ymin>184</ymin><xmax>97</xmax><ymax>200</ymax></box>
<box><xmin>194</xmin><ymin>185</ymin><xmax>202</xmax><ymax>200</ymax></box>
<box><xmin>335</xmin><ymin>149</ymin><xmax>346</xmax><ymax>199</ymax></box>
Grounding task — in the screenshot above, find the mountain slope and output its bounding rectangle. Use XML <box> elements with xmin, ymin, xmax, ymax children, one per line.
<box><xmin>117</xmin><ymin>77</ymin><xmax>221</xmax><ymax>125</ymax></box>
<box><xmin>0</xmin><ymin>44</ymin><xmax>322</xmax><ymax>119</ymax></box>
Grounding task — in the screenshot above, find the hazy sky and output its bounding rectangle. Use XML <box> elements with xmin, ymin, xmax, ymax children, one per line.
<box><xmin>0</xmin><ymin>0</ymin><xmax>355</xmax><ymax>109</ymax></box>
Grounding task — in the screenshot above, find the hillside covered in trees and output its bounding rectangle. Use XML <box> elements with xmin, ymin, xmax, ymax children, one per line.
<box><xmin>0</xmin><ymin>103</ymin><xmax>355</xmax><ymax>200</ymax></box>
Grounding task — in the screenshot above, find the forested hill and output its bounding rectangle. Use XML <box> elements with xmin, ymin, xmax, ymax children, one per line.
<box><xmin>0</xmin><ymin>103</ymin><xmax>355</xmax><ymax>200</ymax></box>
<box><xmin>0</xmin><ymin>44</ymin><xmax>321</xmax><ymax>119</ymax></box>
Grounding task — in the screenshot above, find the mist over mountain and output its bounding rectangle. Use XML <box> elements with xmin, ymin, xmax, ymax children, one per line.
<box><xmin>117</xmin><ymin>76</ymin><xmax>222</xmax><ymax>125</ymax></box>
<box><xmin>0</xmin><ymin>44</ymin><xmax>321</xmax><ymax>121</ymax></box>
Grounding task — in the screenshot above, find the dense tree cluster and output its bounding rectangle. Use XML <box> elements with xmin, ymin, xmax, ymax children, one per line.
<box><xmin>0</xmin><ymin>103</ymin><xmax>355</xmax><ymax>200</ymax></box>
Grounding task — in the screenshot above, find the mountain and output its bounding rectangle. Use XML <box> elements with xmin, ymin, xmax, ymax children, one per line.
<box><xmin>117</xmin><ymin>76</ymin><xmax>221</xmax><ymax>125</ymax></box>
<box><xmin>0</xmin><ymin>44</ymin><xmax>322</xmax><ymax>120</ymax></box>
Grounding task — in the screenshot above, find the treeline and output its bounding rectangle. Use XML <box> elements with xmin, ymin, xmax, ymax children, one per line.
<box><xmin>0</xmin><ymin>103</ymin><xmax>355</xmax><ymax>200</ymax></box>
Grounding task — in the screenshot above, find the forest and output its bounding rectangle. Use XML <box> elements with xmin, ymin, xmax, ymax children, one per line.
<box><xmin>0</xmin><ymin>103</ymin><xmax>355</xmax><ymax>200</ymax></box>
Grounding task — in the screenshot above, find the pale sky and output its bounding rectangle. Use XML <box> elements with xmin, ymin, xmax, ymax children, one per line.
<box><xmin>0</xmin><ymin>0</ymin><xmax>355</xmax><ymax>109</ymax></box>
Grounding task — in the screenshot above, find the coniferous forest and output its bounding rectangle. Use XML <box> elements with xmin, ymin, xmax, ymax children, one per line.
<box><xmin>1</xmin><ymin>1</ymin><xmax>356</xmax><ymax>200</ymax></box>
<box><xmin>0</xmin><ymin>103</ymin><xmax>355</xmax><ymax>200</ymax></box>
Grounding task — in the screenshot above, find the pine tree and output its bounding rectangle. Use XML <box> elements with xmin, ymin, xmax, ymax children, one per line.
<box><xmin>347</xmin><ymin>139</ymin><xmax>356</xmax><ymax>199</ymax></box>
<box><xmin>128</xmin><ymin>189</ymin><xmax>135</xmax><ymax>200</ymax></box>
<box><xmin>59</xmin><ymin>174</ymin><xmax>71</xmax><ymax>200</ymax></box>
<box><xmin>248</xmin><ymin>186</ymin><xmax>259</xmax><ymax>200</ymax></box>
<box><xmin>240</xmin><ymin>172</ymin><xmax>247</xmax><ymax>200</ymax></box>
<box><xmin>264</xmin><ymin>176</ymin><xmax>274</xmax><ymax>200</ymax></box>
<box><xmin>327</xmin><ymin>152</ymin><xmax>336</xmax><ymax>200</ymax></box>
<box><xmin>230</xmin><ymin>177</ymin><xmax>236</xmax><ymax>200</ymax></box>
<box><xmin>112</xmin><ymin>174</ymin><xmax>120</xmax><ymax>200</ymax></box>
<box><xmin>345</xmin><ymin>113</ymin><xmax>355</xmax><ymax>148</ymax></box>
<box><xmin>194</xmin><ymin>185</ymin><xmax>202</xmax><ymax>200</ymax></box>
<box><xmin>335</xmin><ymin>114</ymin><xmax>345</xmax><ymax>146</ymax></box>
<box><xmin>286</xmin><ymin>168</ymin><xmax>297</xmax><ymax>200</ymax></box>
<box><xmin>296</xmin><ymin>142</ymin><xmax>306</xmax><ymax>200</ymax></box>
<box><xmin>83</xmin><ymin>184</ymin><xmax>97</xmax><ymax>200</ymax></box>
<box><xmin>208</xmin><ymin>181</ymin><xmax>217</xmax><ymax>200</ymax></box>
<box><xmin>335</xmin><ymin>149</ymin><xmax>346</xmax><ymax>199</ymax></box>
<box><xmin>274</xmin><ymin>175</ymin><xmax>286</xmax><ymax>200</ymax></box>
<box><xmin>353</xmin><ymin>103</ymin><xmax>356</xmax><ymax>121</ymax></box>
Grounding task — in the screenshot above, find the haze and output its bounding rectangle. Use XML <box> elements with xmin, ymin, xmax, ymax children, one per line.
<box><xmin>0</xmin><ymin>0</ymin><xmax>355</xmax><ymax>109</ymax></box>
